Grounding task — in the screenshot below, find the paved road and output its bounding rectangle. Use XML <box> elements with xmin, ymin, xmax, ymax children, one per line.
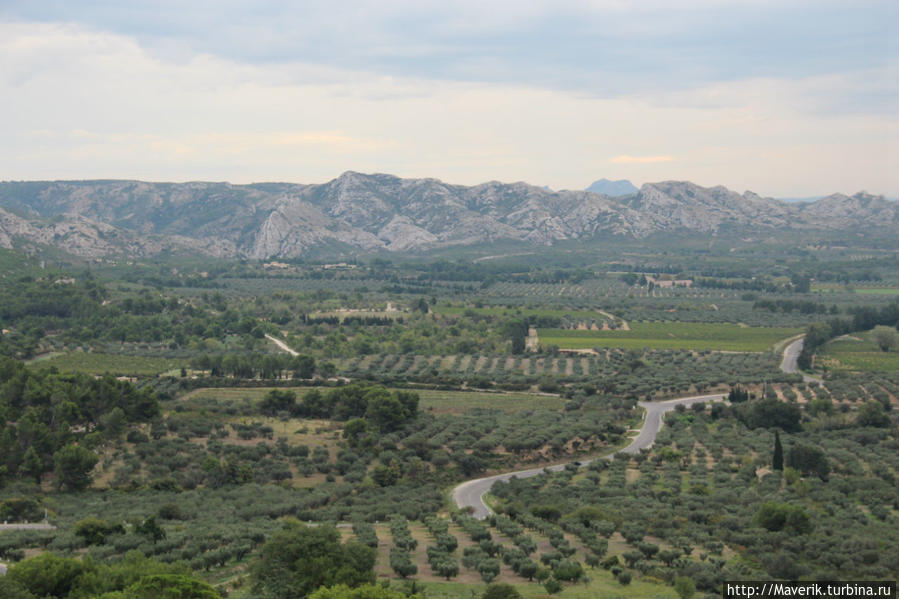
<box><xmin>452</xmin><ymin>393</ymin><xmax>726</xmax><ymax>519</ymax></box>
<box><xmin>780</xmin><ymin>336</ymin><xmax>822</xmax><ymax>383</ymax></box>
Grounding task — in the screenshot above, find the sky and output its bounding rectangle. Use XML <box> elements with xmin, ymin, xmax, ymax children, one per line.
<box><xmin>1</xmin><ymin>0</ymin><xmax>896</xmax><ymax>197</ymax></box>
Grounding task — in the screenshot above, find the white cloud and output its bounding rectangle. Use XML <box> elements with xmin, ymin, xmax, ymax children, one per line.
<box><xmin>0</xmin><ymin>21</ymin><xmax>896</xmax><ymax>197</ymax></box>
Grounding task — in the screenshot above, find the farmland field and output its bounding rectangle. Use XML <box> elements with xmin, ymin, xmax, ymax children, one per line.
<box><xmin>25</xmin><ymin>352</ymin><xmax>184</xmax><ymax>376</ymax></box>
<box><xmin>434</xmin><ymin>304</ymin><xmax>614</xmax><ymax>321</ymax></box>
<box><xmin>854</xmin><ymin>288</ymin><xmax>899</xmax><ymax>295</ymax></box>
<box><xmin>818</xmin><ymin>327</ymin><xmax>899</xmax><ymax>372</ymax></box>
<box><xmin>537</xmin><ymin>322</ymin><xmax>802</xmax><ymax>351</ymax></box>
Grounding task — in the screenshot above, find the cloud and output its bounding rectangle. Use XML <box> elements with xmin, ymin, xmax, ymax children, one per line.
<box><xmin>0</xmin><ymin>21</ymin><xmax>896</xmax><ymax>197</ymax></box>
<box><xmin>611</xmin><ymin>155</ymin><xmax>674</xmax><ymax>164</ymax></box>
<box><xmin>1</xmin><ymin>0</ymin><xmax>894</xmax><ymax>112</ymax></box>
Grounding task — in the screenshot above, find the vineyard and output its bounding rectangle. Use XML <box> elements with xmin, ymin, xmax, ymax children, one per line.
<box><xmin>818</xmin><ymin>327</ymin><xmax>899</xmax><ymax>372</ymax></box>
<box><xmin>26</xmin><ymin>352</ymin><xmax>183</xmax><ymax>376</ymax></box>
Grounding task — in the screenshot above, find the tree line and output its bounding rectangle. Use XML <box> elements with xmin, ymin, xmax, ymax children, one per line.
<box><xmin>189</xmin><ymin>353</ymin><xmax>316</xmax><ymax>379</ymax></box>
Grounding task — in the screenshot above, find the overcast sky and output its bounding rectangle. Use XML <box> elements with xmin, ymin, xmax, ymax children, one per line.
<box><xmin>1</xmin><ymin>1</ymin><xmax>896</xmax><ymax>197</ymax></box>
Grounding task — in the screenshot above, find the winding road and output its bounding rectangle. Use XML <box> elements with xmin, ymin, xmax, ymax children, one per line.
<box><xmin>453</xmin><ymin>333</ymin><xmax>812</xmax><ymax>518</ymax></box>
<box><xmin>267</xmin><ymin>326</ymin><xmax>809</xmax><ymax>518</ymax></box>
<box><xmin>452</xmin><ymin>393</ymin><xmax>726</xmax><ymax>519</ymax></box>
<box><xmin>780</xmin><ymin>336</ymin><xmax>821</xmax><ymax>383</ymax></box>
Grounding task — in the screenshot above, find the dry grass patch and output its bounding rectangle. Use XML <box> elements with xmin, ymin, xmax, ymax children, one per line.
<box><xmin>625</xmin><ymin>468</ymin><xmax>641</xmax><ymax>484</ymax></box>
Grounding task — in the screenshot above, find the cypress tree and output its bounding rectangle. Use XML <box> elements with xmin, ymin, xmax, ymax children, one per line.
<box><xmin>772</xmin><ymin>430</ymin><xmax>784</xmax><ymax>471</ymax></box>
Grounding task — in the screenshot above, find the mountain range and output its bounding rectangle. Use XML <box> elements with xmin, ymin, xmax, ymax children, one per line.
<box><xmin>586</xmin><ymin>178</ymin><xmax>639</xmax><ymax>197</ymax></box>
<box><xmin>0</xmin><ymin>173</ymin><xmax>895</xmax><ymax>259</ymax></box>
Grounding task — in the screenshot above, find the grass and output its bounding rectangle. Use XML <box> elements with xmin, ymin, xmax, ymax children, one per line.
<box><xmin>26</xmin><ymin>352</ymin><xmax>184</xmax><ymax>376</ymax></box>
<box><xmin>819</xmin><ymin>327</ymin><xmax>899</xmax><ymax>372</ymax></box>
<box><xmin>538</xmin><ymin>322</ymin><xmax>802</xmax><ymax>352</ymax></box>
<box><xmin>180</xmin><ymin>386</ymin><xmax>564</xmax><ymax>414</ymax></box>
<box><xmin>854</xmin><ymin>288</ymin><xmax>899</xmax><ymax>295</ymax></box>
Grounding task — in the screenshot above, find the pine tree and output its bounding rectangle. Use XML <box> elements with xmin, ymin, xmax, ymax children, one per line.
<box><xmin>21</xmin><ymin>447</ymin><xmax>44</xmax><ymax>485</ymax></box>
<box><xmin>772</xmin><ymin>430</ymin><xmax>784</xmax><ymax>471</ymax></box>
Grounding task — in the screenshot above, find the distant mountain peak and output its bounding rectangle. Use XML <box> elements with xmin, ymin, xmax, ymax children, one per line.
<box><xmin>586</xmin><ymin>178</ymin><xmax>638</xmax><ymax>197</ymax></box>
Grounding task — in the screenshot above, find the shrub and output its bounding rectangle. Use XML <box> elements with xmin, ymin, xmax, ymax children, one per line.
<box><xmin>543</xmin><ymin>578</ymin><xmax>563</xmax><ymax>594</ymax></box>
<box><xmin>483</xmin><ymin>582</ymin><xmax>523</xmax><ymax>599</ymax></box>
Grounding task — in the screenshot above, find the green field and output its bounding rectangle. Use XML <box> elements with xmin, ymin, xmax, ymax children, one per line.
<box><xmin>819</xmin><ymin>327</ymin><xmax>899</xmax><ymax>372</ymax></box>
<box><xmin>26</xmin><ymin>352</ymin><xmax>184</xmax><ymax>376</ymax></box>
<box><xmin>538</xmin><ymin>322</ymin><xmax>802</xmax><ymax>351</ymax></box>
<box><xmin>854</xmin><ymin>288</ymin><xmax>899</xmax><ymax>295</ymax></box>
<box><xmin>182</xmin><ymin>386</ymin><xmax>563</xmax><ymax>413</ymax></box>
<box><xmin>434</xmin><ymin>305</ymin><xmax>611</xmax><ymax>320</ymax></box>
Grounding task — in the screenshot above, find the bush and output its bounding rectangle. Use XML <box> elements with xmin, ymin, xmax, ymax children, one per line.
<box><xmin>675</xmin><ymin>576</ymin><xmax>696</xmax><ymax>599</ymax></box>
<box><xmin>786</xmin><ymin>444</ymin><xmax>830</xmax><ymax>480</ymax></box>
<box><xmin>478</xmin><ymin>558</ymin><xmax>501</xmax><ymax>583</ymax></box>
<box><xmin>127</xmin><ymin>430</ymin><xmax>150</xmax><ymax>444</ymax></box>
<box><xmin>543</xmin><ymin>578</ymin><xmax>563</xmax><ymax>594</ymax></box>
<box><xmin>552</xmin><ymin>559</ymin><xmax>583</xmax><ymax>581</ymax></box>
<box><xmin>73</xmin><ymin>517</ymin><xmax>124</xmax><ymax>546</ymax></box>
<box><xmin>251</xmin><ymin>522</ymin><xmax>376</xmax><ymax>598</ymax></box>
<box><xmin>483</xmin><ymin>583</ymin><xmax>523</xmax><ymax>599</ymax></box>
<box><xmin>157</xmin><ymin>503</ymin><xmax>184</xmax><ymax>521</ymax></box>
<box><xmin>0</xmin><ymin>498</ymin><xmax>42</xmax><ymax>523</ymax></box>
<box><xmin>389</xmin><ymin>547</ymin><xmax>417</xmax><ymax>578</ymax></box>
<box><xmin>600</xmin><ymin>555</ymin><xmax>620</xmax><ymax>570</ymax></box>
<box><xmin>755</xmin><ymin>502</ymin><xmax>813</xmax><ymax>534</ymax></box>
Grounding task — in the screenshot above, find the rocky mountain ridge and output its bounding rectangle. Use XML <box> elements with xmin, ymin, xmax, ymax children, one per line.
<box><xmin>0</xmin><ymin>173</ymin><xmax>894</xmax><ymax>259</ymax></box>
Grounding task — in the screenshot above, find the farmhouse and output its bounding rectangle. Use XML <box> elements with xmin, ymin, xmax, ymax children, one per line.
<box><xmin>645</xmin><ymin>276</ymin><xmax>693</xmax><ymax>288</ymax></box>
